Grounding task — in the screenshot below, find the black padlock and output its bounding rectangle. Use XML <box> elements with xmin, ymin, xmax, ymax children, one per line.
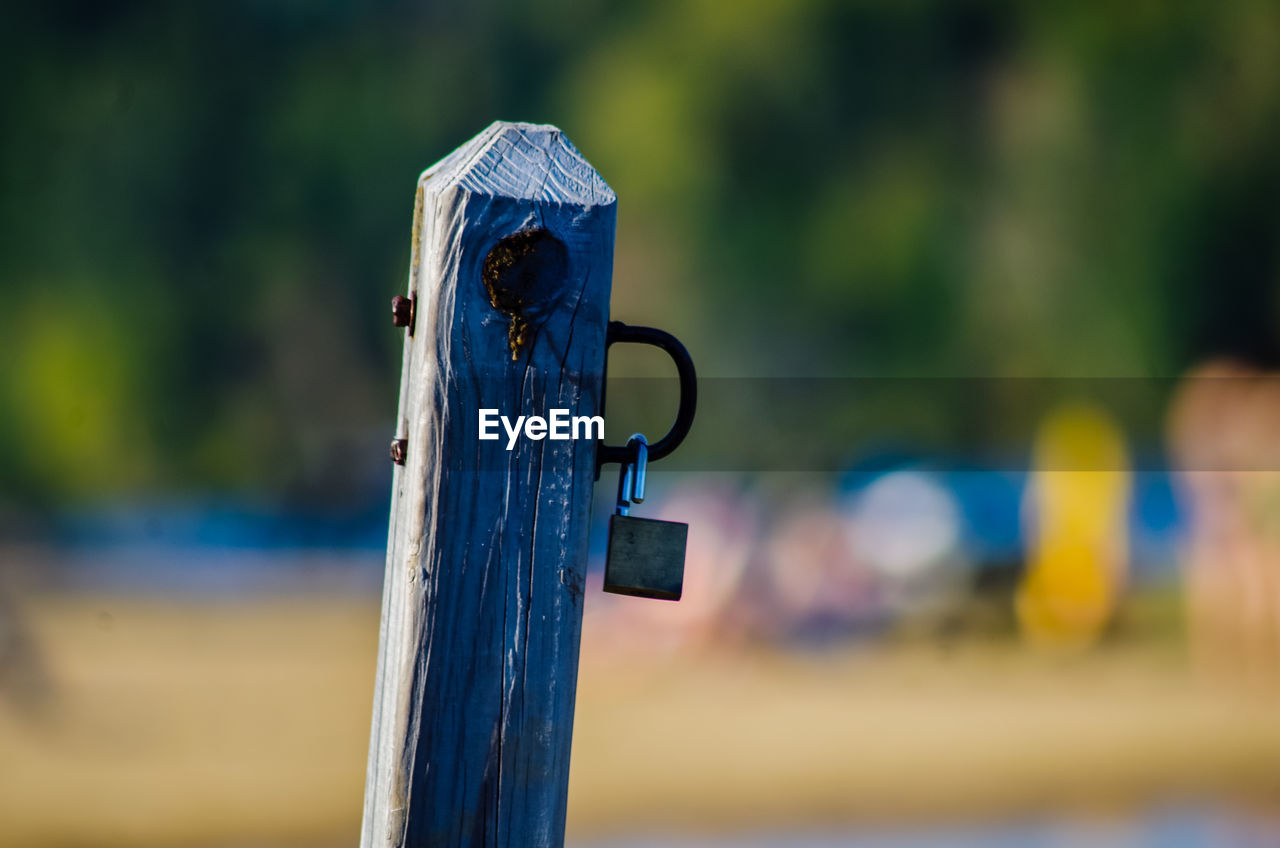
<box><xmin>603</xmin><ymin>435</ymin><xmax>687</xmax><ymax>601</ymax></box>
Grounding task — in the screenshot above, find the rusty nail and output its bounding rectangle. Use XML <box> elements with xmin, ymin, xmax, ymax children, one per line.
<box><xmin>390</xmin><ymin>438</ymin><xmax>408</xmax><ymax>465</ymax></box>
<box><xmin>391</xmin><ymin>295</ymin><xmax>414</xmax><ymax>331</ymax></box>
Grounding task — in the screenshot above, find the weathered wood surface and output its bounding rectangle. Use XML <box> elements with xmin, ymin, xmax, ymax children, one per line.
<box><xmin>361</xmin><ymin>122</ymin><xmax>616</xmax><ymax>847</ymax></box>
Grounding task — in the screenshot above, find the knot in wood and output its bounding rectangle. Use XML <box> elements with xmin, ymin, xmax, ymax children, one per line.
<box><xmin>482</xmin><ymin>228</ymin><xmax>568</xmax><ymax>360</ymax></box>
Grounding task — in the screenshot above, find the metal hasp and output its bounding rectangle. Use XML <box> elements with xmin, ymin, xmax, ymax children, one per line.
<box><xmin>362</xmin><ymin>122</ymin><xmax>615</xmax><ymax>848</ymax></box>
<box><xmin>594</xmin><ymin>324</ymin><xmax>697</xmax><ymax>601</ymax></box>
<box><xmin>595</xmin><ymin>321</ymin><xmax>697</xmax><ymax>475</ymax></box>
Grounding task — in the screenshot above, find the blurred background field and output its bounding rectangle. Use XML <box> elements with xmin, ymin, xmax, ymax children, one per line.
<box><xmin>5</xmin><ymin>0</ymin><xmax>1280</xmax><ymax>845</ymax></box>
<box><xmin>2</xmin><ymin>575</ymin><xmax>1280</xmax><ymax>847</ymax></box>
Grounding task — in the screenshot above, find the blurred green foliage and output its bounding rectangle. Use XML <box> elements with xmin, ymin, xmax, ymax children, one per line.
<box><xmin>3</xmin><ymin>0</ymin><xmax>1279</xmax><ymax>506</ymax></box>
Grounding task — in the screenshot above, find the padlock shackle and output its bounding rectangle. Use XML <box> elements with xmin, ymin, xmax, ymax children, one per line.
<box><xmin>596</xmin><ymin>321</ymin><xmax>697</xmax><ymax>474</ymax></box>
<box><xmin>614</xmin><ymin>434</ymin><xmax>649</xmax><ymax>516</ymax></box>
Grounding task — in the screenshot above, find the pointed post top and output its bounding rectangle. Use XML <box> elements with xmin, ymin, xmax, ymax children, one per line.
<box><xmin>423</xmin><ymin>121</ymin><xmax>615</xmax><ymax>207</ymax></box>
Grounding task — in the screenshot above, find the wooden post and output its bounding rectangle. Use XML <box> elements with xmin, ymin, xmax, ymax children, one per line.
<box><xmin>361</xmin><ymin>122</ymin><xmax>616</xmax><ymax>847</ymax></box>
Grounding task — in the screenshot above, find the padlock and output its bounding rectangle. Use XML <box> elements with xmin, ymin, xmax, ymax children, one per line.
<box><xmin>603</xmin><ymin>435</ymin><xmax>687</xmax><ymax>601</ymax></box>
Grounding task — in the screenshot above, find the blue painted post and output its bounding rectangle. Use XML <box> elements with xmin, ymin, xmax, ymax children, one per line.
<box><xmin>360</xmin><ymin>122</ymin><xmax>616</xmax><ymax>847</ymax></box>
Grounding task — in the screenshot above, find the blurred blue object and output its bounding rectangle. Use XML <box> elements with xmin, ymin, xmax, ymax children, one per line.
<box><xmin>840</xmin><ymin>451</ymin><xmax>1186</xmax><ymax>578</ymax></box>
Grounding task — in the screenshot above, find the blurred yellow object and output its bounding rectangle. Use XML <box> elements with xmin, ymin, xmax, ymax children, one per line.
<box><xmin>1017</xmin><ymin>403</ymin><xmax>1131</xmax><ymax>650</ymax></box>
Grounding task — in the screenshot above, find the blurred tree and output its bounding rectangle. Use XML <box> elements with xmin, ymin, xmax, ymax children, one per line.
<box><xmin>2</xmin><ymin>0</ymin><xmax>1278</xmax><ymax>507</ymax></box>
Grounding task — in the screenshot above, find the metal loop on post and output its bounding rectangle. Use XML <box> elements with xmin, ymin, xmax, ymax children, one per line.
<box><xmin>596</xmin><ymin>321</ymin><xmax>697</xmax><ymax>475</ymax></box>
